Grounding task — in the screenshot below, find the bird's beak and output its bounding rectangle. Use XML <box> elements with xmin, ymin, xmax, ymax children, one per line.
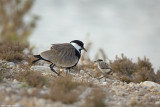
<box><xmin>82</xmin><ymin>47</ymin><xmax>87</xmax><ymax>52</ymax></box>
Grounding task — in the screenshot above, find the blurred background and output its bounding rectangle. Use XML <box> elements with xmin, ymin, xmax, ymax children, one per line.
<box><xmin>30</xmin><ymin>0</ymin><xmax>160</xmax><ymax>70</ymax></box>
<box><xmin>0</xmin><ymin>0</ymin><xmax>159</xmax><ymax>70</ymax></box>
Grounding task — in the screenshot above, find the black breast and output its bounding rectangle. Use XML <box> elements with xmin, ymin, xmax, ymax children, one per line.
<box><xmin>69</xmin><ymin>49</ymin><xmax>81</xmax><ymax>68</ymax></box>
<box><xmin>75</xmin><ymin>49</ymin><xmax>81</xmax><ymax>59</ymax></box>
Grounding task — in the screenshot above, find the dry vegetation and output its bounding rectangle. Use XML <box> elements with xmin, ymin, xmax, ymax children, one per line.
<box><xmin>0</xmin><ymin>1</ymin><xmax>160</xmax><ymax>106</ymax></box>
<box><xmin>0</xmin><ymin>0</ymin><xmax>36</xmax><ymax>62</ymax></box>
<box><xmin>81</xmin><ymin>38</ymin><xmax>160</xmax><ymax>84</ymax></box>
<box><xmin>0</xmin><ymin>42</ymin><xmax>32</xmax><ymax>61</ymax></box>
<box><xmin>15</xmin><ymin>65</ymin><xmax>48</xmax><ymax>88</ymax></box>
<box><xmin>46</xmin><ymin>76</ymin><xmax>87</xmax><ymax>104</ymax></box>
<box><xmin>83</xmin><ymin>88</ymin><xmax>106</xmax><ymax>107</ymax></box>
<box><xmin>0</xmin><ymin>0</ymin><xmax>37</xmax><ymax>43</ymax></box>
<box><xmin>0</xmin><ymin>71</ymin><xmax>3</xmax><ymax>82</ymax></box>
<box><xmin>109</xmin><ymin>54</ymin><xmax>159</xmax><ymax>83</ymax></box>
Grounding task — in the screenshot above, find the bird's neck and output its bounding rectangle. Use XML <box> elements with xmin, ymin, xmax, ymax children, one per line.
<box><xmin>70</xmin><ymin>43</ymin><xmax>81</xmax><ymax>53</ymax></box>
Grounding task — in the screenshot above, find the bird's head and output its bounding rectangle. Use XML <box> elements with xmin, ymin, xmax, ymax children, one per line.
<box><xmin>70</xmin><ymin>40</ymin><xmax>87</xmax><ymax>52</ymax></box>
<box><xmin>94</xmin><ymin>59</ymin><xmax>104</xmax><ymax>63</ymax></box>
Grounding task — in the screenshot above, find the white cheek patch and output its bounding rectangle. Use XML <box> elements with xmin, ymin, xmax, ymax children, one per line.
<box><xmin>71</xmin><ymin>43</ymin><xmax>81</xmax><ymax>53</ymax></box>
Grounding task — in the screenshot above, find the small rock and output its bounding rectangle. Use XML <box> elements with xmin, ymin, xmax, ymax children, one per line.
<box><xmin>141</xmin><ymin>81</ymin><xmax>160</xmax><ymax>88</ymax></box>
<box><xmin>23</xmin><ymin>48</ymin><xmax>30</xmax><ymax>55</ymax></box>
<box><xmin>155</xmin><ymin>101</ymin><xmax>160</xmax><ymax>105</ymax></box>
<box><xmin>79</xmin><ymin>88</ymin><xmax>92</xmax><ymax>99</ymax></box>
<box><xmin>7</xmin><ymin>62</ymin><xmax>15</xmax><ymax>67</ymax></box>
<box><xmin>37</xmin><ymin>99</ymin><xmax>46</xmax><ymax>106</ymax></box>
<box><xmin>5</xmin><ymin>96</ymin><xmax>10</xmax><ymax>102</ymax></box>
<box><xmin>13</xmin><ymin>79</ymin><xmax>19</xmax><ymax>84</ymax></box>
<box><xmin>23</xmin><ymin>61</ymin><xmax>28</xmax><ymax>65</ymax></box>
<box><xmin>31</xmin><ymin>66</ymin><xmax>50</xmax><ymax>72</ymax></box>
<box><xmin>80</xmin><ymin>70</ymin><xmax>85</xmax><ymax>74</ymax></box>
<box><xmin>40</xmin><ymin>90</ymin><xmax>47</xmax><ymax>95</ymax></box>
<box><xmin>6</xmin><ymin>88</ymin><xmax>12</xmax><ymax>92</ymax></box>
<box><xmin>102</xmin><ymin>82</ymin><xmax>108</xmax><ymax>85</ymax></box>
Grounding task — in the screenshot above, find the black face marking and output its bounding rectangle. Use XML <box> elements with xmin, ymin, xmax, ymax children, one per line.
<box><xmin>70</xmin><ymin>40</ymin><xmax>84</xmax><ymax>48</ymax></box>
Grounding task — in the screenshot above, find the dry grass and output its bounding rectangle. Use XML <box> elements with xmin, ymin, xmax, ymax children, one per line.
<box><xmin>83</xmin><ymin>88</ymin><xmax>106</xmax><ymax>107</ymax></box>
<box><xmin>0</xmin><ymin>72</ymin><xmax>3</xmax><ymax>82</ymax></box>
<box><xmin>156</xmin><ymin>70</ymin><xmax>160</xmax><ymax>84</ymax></box>
<box><xmin>15</xmin><ymin>65</ymin><xmax>48</xmax><ymax>88</ymax></box>
<box><xmin>110</xmin><ymin>54</ymin><xmax>159</xmax><ymax>83</ymax></box>
<box><xmin>110</xmin><ymin>54</ymin><xmax>137</xmax><ymax>76</ymax></box>
<box><xmin>0</xmin><ymin>42</ymin><xmax>32</xmax><ymax>61</ymax></box>
<box><xmin>46</xmin><ymin>75</ymin><xmax>93</xmax><ymax>104</ymax></box>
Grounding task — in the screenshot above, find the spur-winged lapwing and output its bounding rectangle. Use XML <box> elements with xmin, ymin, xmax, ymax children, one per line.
<box><xmin>32</xmin><ymin>40</ymin><xmax>87</xmax><ymax>76</ymax></box>
<box><xmin>94</xmin><ymin>59</ymin><xmax>112</xmax><ymax>81</ymax></box>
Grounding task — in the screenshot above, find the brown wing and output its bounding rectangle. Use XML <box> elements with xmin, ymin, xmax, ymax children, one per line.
<box><xmin>40</xmin><ymin>43</ymin><xmax>79</xmax><ymax>67</ymax></box>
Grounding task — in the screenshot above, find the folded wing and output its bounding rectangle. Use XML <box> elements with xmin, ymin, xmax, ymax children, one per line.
<box><xmin>40</xmin><ymin>43</ymin><xmax>79</xmax><ymax>67</ymax></box>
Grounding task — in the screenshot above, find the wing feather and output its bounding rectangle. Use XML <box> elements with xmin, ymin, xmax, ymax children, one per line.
<box><xmin>40</xmin><ymin>43</ymin><xmax>79</xmax><ymax>67</ymax></box>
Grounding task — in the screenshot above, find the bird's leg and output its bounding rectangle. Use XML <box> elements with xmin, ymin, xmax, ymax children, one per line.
<box><xmin>99</xmin><ymin>76</ymin><xmax>105</xmax><ymax>79</ymax></box>
<box><xmin>66</xmin><ymin>68</ymin><xmax>70</xmax><ymax>76</ymax></box>
<box><xmin>97</xmin><ymin>75</ymin><xmax>105</xmax><ymax>81</ymax></box>
<box><xmin>104</xmin><ymin>73</ymin><xmax>108</xmax><ymax>81</ymax></box>
<box><xmin>49</xmin><ymin>63</ymin><xmax>60</xmax><ymax>76</ymax></box>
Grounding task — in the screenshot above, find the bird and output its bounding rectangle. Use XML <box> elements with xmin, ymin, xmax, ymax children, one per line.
<box><xmin>32</xmin><ymin>40</ymin><xmax>87</xmax><ymax>76</ymax></box>
<box><xmin>94</xmin><ymin>59</ymin><xmax>112</xmax><ymax>81</ymax></box>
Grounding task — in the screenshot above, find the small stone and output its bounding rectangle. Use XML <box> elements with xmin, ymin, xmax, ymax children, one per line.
<box><xmin>80</xmin><ymin>70</ymin><xmax>85</xmax><ymax>74</ymax></box>
<box><xmin>40</xmin><ymin>90</ymin><xmax>47</xmax><ymax>95</ymax></box>
<box><xmin>23</xmin><ymin>48</ymin><xmax>30</xmax><ymax>55</ymax></box>
<box><xmin>7</xmin><ymin>62</ymin><xmax>15</xmax><ymax>67</ymax></box>
<box><xmin>102</xmin><ymin>82</ymin><xmax>107</xmax><ymax>85</ymax></box>
<box><xmin>141</xmin><ymin>81</ymin><xmax>160</xmax><ymax>88</ymax></box>
<box><xmin>79</xmin><ymin>88</ymin><xmax>91</xmax><ymax>99</ymax></box>
<box><xmin>13</xmin><ymin>79</ymin><xmax>19</xmax><ymax>84</ymax></box>
<box><xmin>155</xmin><ymin>101</ymin><xmax>160</xmax><ymax>105</ymax></box>
<box><xmin>30</xmin><ymin>65</ymin><xmax>50</xmax><ymax>72</ymax></box>
<box><xmin>6</xmin><ymin>88</ymin><xmax>12</xmax><ymax>92</ymax></box>
<box><xmin>23</xmin><ymin>61</ymin><xmax>28</xmax><ymax>65</ymax></box>
<box><xmin>5</xmin><ymin>96</ymin><xmax>10</xmax><ymax>101</ymax></box>
<box><xmin>28</xmin><ymin>89</ymin><xmax>34</xmax><ymax>95</ymax></box>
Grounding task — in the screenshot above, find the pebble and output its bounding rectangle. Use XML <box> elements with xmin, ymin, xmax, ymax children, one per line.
<box><xmin>23</xmin><ymin>48</ymin><xmax>30</xmax><ymax>55</ymax></box>
<box><xmin>13</xmin><ymin>79</ymin><xmax>19</xmax><ymax>84</ymax></box>
<box><xmin>5</xmin><ymin>96</ymin><xmax>10</xmax><ymax>102</ymax></box>
<box><xmin>155</xmin><ymin>101</ymin><xmax>160</xmax><ymax>105</ymax></box>
<box><xmin>7</xmin><ymin>62</ymin><xmax>15</xmax><ymax>67</ymax></box>
<box><xmin>30</xmin><ymin>65</ymin><xmax>50</xmax><ymax>72</ymax></box>
<box><xmin>1</xmin><ymin>59</ymin><xmax>160</xmax><ymax>107</ymax></box>
<box><xmin>141</xmin><ymin>81</ymin><xmax>160</xmax><ymax>88</ymax></box>
<box><xmin>79</xmin><ymin>88</ymin><xmax>92</xmax><ymax>99</ymax></box>
<box><xmin>80</xmin><ymin>70</ymin><xmax>85</xmax><ymax>74</ymax></box>
<box><xmin>102</xmin><ymin>82</ymin><xmax>108</xmax><ymax>85</ymax></box>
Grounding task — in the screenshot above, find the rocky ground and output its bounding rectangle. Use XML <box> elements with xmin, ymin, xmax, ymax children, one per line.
<box><xmin>0</xmin><ymin>60</ymin><xmax>160</xmax><ymax>107</ymax></box>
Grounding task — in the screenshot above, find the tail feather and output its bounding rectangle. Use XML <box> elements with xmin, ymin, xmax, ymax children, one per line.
<box><xmin>32</xmin><ymin>55</ymin><xmax>42</xmax><ymax>64</ymax></box>
<box><xmin>34</xmin><ymin>55</ymin><xmax>42</xmax><ymax>59</ymax></box>
<box><xmin>33</xmin><ymin>54</ymin><xmax>51</xmax><ymax>63</ymax></box>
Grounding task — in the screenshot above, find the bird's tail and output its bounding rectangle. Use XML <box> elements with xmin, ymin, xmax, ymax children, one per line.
<box><xmin>34</xmin><ymin>55</ymin><xmax>42</xmax><ymax>59</ymax></box>
<box><xmin>32</xmin><ymin>55</ymin><xmax>42</xmax><ymax>64</ymax></box>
